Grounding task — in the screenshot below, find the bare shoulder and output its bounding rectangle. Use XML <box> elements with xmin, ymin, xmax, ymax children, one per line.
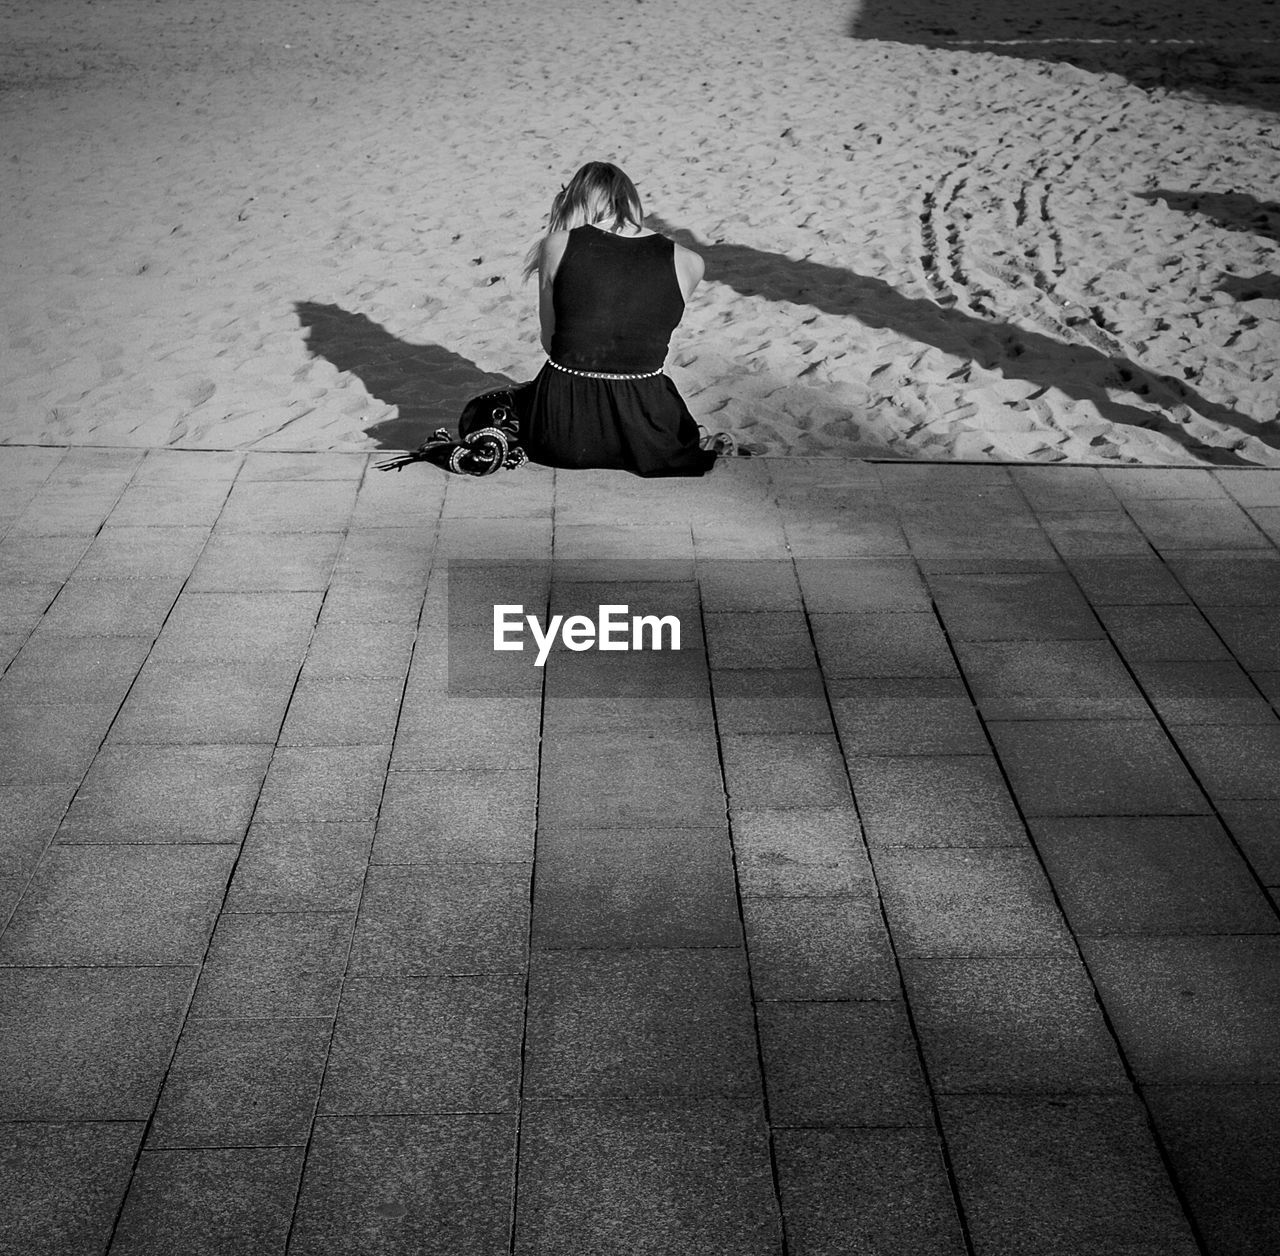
<box><xmin>540</xmin><ymin>230</ymin><xmax>571</xmax><ymax>284</ymax></box>
<box><xmin>672</xmin><ymin>241</ymin><xmax>705</xmax><ymax>299</ymax></box>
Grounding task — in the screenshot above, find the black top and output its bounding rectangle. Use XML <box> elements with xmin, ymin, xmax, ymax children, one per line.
<box><xmin>550</xmin><ymin>225</ymin><xmax>685</xmax><ymax>373</ymax></box>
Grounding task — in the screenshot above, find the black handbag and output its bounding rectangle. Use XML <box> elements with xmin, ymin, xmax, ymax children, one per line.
<box><xmin>377</xmin><ymin>384</ymin><xmax>530</xmax><ymax>476</ymax></box>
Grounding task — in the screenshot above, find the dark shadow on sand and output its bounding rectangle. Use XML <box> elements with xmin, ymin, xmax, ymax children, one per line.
<box><xmin>294</xmin><ymin>301</ymin><xmax>515</xmax><ymax>450</ymax></box>
<box><xmin>847</xmin><ymin>0</ymin><xmax>1280</xmax><ymax>112</ymax></box>
<box><xmin>1217</xmin><ymin>273</ymin><xmax>1280</xmax><ymax>303</ymax></box>
<box><xmin>1138</xmin><ymin>190</ymin><xmax>1280</xmax><ymax>246</ymax></box>
<box><xmin>649</xmin><ymin>215</ymin><xmax>1273</xmax><ymax>465</ymax></box>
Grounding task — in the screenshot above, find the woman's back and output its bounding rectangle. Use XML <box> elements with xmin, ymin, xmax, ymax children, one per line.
<box><xmin>550</xmin><ymin>225</ymin><xmax>685</xmax><ymax>374</ymax></box>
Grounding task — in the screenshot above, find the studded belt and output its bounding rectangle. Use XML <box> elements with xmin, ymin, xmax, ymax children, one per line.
<box><xmin>549</xmin><ymin>359</ymin><xmax>664</xmax><ymax>380</ymax></box>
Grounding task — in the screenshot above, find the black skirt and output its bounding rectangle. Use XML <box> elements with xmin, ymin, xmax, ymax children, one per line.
<box><xmin>521</xmin><ymin>362</ymin><xmax>716</xmax><ymax>478</ymax></box>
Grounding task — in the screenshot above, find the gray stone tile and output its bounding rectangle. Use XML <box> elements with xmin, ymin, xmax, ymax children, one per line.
<box><xmin>376</xmin><ymin>768</ymin><xmax>536</xmax><ymax>864</ymax></box>
<box><xmin>903</xmin><ymin>956</ymin><xmax>1128</xmax><ymax>1094</ymax></box>
<box><xmin>988</xmin><ymin>720</ymin><xmax>1207</xmax><ymax>816</ymax></box>
<box><xmin>704</xmin><ymin>611</ymin><xmax>816</xmax><ymax>669</ymax></box>
<box><xmin>731</xmin><ymin>809</ymin><xmax>871</xmax><ymax>897</ymax></box>
<box><xmin>0</xmin><ymin>1121</ymin><xmax>143</xmax><ymax>1256</ymax></box>
<box><xmin>1217</xmin><ymin>799</ymin><xmax>1280</xmax><ymax>884</ymax></box>
<box><xmin>1217</xmin><ymin>470</ymin><xmax>1280</xmax><ymax>506</ymax></box>
<box><xmin>539</xmin><ymin>729</ymin><xmax>723</xmax><ymax>828</ymax></box>
<box><xmin>1202</xmin><ymin>605</ymin><xmax>1280</xmax><ymax>671</ymax></box>
<box><xmin>1164</xmin><ymin>550</ymin><xmax>1280</xmax><ymax>606</ymax></box>
<box><xmin>781</xmin><ymin>508</ymin><xmax>911</xmax><ymax>558</ymax></box>
<box><xmin>292</xmin><ymin>1114</ymin><xmax>514</xmax><ymax>1255</ymax></box>
<box><xmin>348</xmin><ymin>864</ymin><xmax>528</xmax><ymax>977</ymax></box>
<box><xmin>109</xmin><ymin>660</ymin><xmax>298</xmax><ymax>745</ymax></box>
<box><xmin>774</xmin><ymin>1127</ymin><xmax>966</xmax><ymax>1256</ymax></box>
<box><xmin>72</xmin><ymin>526</ymin><xmax>209</xmax><ymax>581</ymax></box>
<box><xmin>0</xmin><ymin>967</ymin><xmax>192</xmax><ymax>1119</ymax></box>
<box><xmin>758</xmin><ymin>1000</ymin><xmax>930</xmax><ymax>1126</ymax></box>
<box><xmin>132</xmin><ymin>449</ymin><xmax>241</xmax><ymax>485</ymax></box>
<box><xmin>0</xmin><ymin>633</ymin><xmax>151</xmax><ymax>705</ymax></box>
<box><xmin>1097</xmin><ymin>604</ymin><xmax>1230</xmax><ymax>661</ymax></box>
<box><xmin>0</xmin><ymin>785</ymin><xmax>74</xmax><ymax>919</ymax></box>
<box><xmin>902</xmin><ymin>516</ymin><xmax>1057</xmax><ymax>564</ymax></box>
<box><xmin>1172</xmin><ymin>723</ymin><xmax>1280</xmax><ymax>799</ymax></box>
<box><xmin>709</xmin><ymin>668</ymin><xmax>832</xmax><ymax>733</ymax></box>
<box><xmin>928</xmin><ymin>571</ymin><xmax>1101</xmax><ymax>640</ymax></box>
<box><xmin>541</xmin><ymin>695</ymin><xmax>712</xmax><ymax>735</ymax></box>
<box><xmin>38</xmin><ymin>578</ymin><xmax>180</xmax><ymax>637</ymax></box>
<box><xmin>1081</xmin><ymin>936</ymin><xmax>1280</xmax><ymax>1083</ymax></box>
<box><xmin>549</xmin><ymin>522</ymin><xmax>687</xmax><ymax>561</ymax></box>
<box><xmin>533</xmin><ymin>826</ymin><xmax>739</xmax><ymax>949</ymax></box>
<box><xmin>1032</xmin><ymin>815</ymin><xmax>1277</xmax><ymax>935</ymax></box>
<box><xmin>955</xmin><ymin>638</ymin><xmax>1150</xmax><ymax>719</ymax></box>
<box><xmin>721</xmin><ymin>733</ymin><xmax>852</xmax><ymax>810</ymax></box>
<box><xmin>321</xmin><ymin>975</ymin><xmax>524</xmax><ymax>1115</ymax></box>
<box><xmin>299</xmin><ymin>620</ymin><xmax>416</xmax><ymax>679</ymax></box>
<box><xmin>191</xmin><ymin>912</ymin><xmax>355</xmax><ymax>1019</ymax></box>
<box><xmin>187</xmin><ymin>529</ymin><xmax>342</xmax><ymax>592</ymax></box>
<box><xmin>540</xmin><ymin>641</ymin><xmax>708</xmax><ymax>702</ymax></box>
<box><xmin>149</xmin><ymin>1017</ymin><xmax>330</xmax><ymax>1147</ymax></box>
<box><xmin>318</xmin><ymin>582</ymin><xmax>425</xmax><ymax>624</ymax></box>
<box><xmin>226</xmin><ymin>820</ymin><xmax>373</xmax><ymax>913</ymax></box>
<box><xmin>0</xmin><ymin>844</ymin><xmax>235</xmax><ymax>965</ymax></box>
<box><xmin>1064</xmin><ymin>554</ymin><xmax>1188</xmax><ymax>605</ymax></box>
<box><xmin>1131</xmin><ymin>659</ymin><xmax>1276</xmax><ymax>724</ymax></box>
<box><xmin>278</xmin><ymin>674</ymin><xmax>404</xmax><ymax>746</ymax></box>
<box><xmin>57</xmin><ymin>745</ymin><xmax>271</xmax><ymax>843</ymax></box>
<box><xmin>254</xmin><ymin>745</ymin><xmax>390</xmax><ymax>821</ymax></box>
<box><xmin>1143</xmin><ymin>1084</ymin><xmax>1280</xmax><ymax>1256</ymax></box>
<box><xmin>392</xmin><ymin>695</ymin><xmax>541</xmax><ymax>769</ymax></box>
<box><xmin>941</xmin><ymin>1093</ymin><xmax>1198</xmax><ymax>1256</ymax></box>
<box><xmin>238</xmin><ymin>452</ymin><xmax>363</xmax><ymax>482</ymax></box>
<box><xmin>148</xmin><ymin>590</ymin><xmax>322</xmax><ymax>663</ymax></box>
<box><xmin>110</xmin><ymin>1147</ymin><xmax>303</xmax><ymax>1256</ymax></box>
<box><xmin>1251</xmin><ymin>505</ymin><xmax>1280</xmax><ymax>544</ymax></box>
<box><xmin>1038</xmin><ymin>510</ymin><xmax>1152</xmax><ymax>555</ymax></box>
<box><xmin>0</xmin><ymin>536</ymin><xmax>91</xmax><ymax>584</ymax></box>
<box><xmin>106</xmin><ymin>484</ymin><xmax>230</xmax><ymax>528</ymax></box>
<box><xmin>795</xmin><ymin>558</ymin><xmax>930</xmax><ymax>612</ymax></box>
<box><xmin>849</xmin><ymin>755</ymin><xmax>1026</xmax><ymax>848</ymax></box>
<box><xmin>695</xmin><ymin>559</ymin><xmax>802</xmax><ymax>612</ymax></box>
<box><xmin>0</xmin><ymin>581</ymin><xmax>60</xmax><ymax>637</ymax></box>
<box><xmin>831</xmin><ymin>678</ymin><xmax>988</xmax><ymax>755</ymax></box>
<box><xmin>0</xmin><ymin>702</ymin><xmax>115</xmax><ymax>784</ymax></box>
<box><xmin>1101</xmin><ymin>467</ymin><xmax>1228</xmax><ymax>501</ymax></box>
<box><xmin>1124</xmin><ymin>498</ymin><xmax>1267</xmax><ymax>550</ymax></box>
<box><xmin>515</xmin><ymin>1099</ymin><xmax>779</xmax><ymax>1256</ymax></box>
<box><xmin>873</xmin><ymin>847</ymin><xmax>1072</xmax><ymax>958</ymax></box>
<box><xmin>742</xmin><ymin>896</ymin><xmax>899</xmax><ymax>1001</ymax></box>
<box><xmin>810</xmin><ymin>610</ymin><xmax>958</xmax><ymax>678</ymax></box>
<box><xmin>1006</xmin><ymin>465</ymin><xmax>1121</xmax><ymax>517</ymax></box>
<box><xmin>524</xmin><ymin>950</ymin><xmax>759</xmax><ymax>1099</ymax></box>
<box><xmin>330</xmin><ymin>528</ymin><xmax>433</xmax><ymax>590</ymax></box>
<box><xmin>216</xmin><ymin>478</ymin><xmax>358</xmax><ymax>532</ymax></box>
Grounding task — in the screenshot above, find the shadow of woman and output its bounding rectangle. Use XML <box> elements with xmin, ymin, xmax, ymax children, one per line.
<box><xmin>648</xmin><ymin>217</ymin><xmax>1272</xmax><ymax>466</ymax></box>
<box><xmin>294</xmin><ymin>301</ymin><xmax>517</xmax><ymax>450</ymax></box>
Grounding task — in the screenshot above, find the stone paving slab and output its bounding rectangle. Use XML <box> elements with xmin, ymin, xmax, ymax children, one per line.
<box><xmin>2</xmin><ymin>447</ymin><xmax>1279</xmax><ymax>1255</ymax></box>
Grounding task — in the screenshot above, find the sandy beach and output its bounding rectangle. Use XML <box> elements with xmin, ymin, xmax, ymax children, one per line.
<box><xmin>1</xmin><ymin>0</ymin><xmax>1278</xmax><ymax>463</ymax></box>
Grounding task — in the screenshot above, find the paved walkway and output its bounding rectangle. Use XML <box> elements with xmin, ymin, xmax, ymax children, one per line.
<box><xmin>1</xmin><ymin>446</ymin><xmax>1278</xmax><ymax>1256</ymax></box>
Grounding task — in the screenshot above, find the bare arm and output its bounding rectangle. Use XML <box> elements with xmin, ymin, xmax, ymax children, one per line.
<box><xmin>673</xmin><ymin>243</ymin><xmax>705</xmax><ymax>303</ymax></box>
<box><xmin>537</xmin><ymin>231</ymin><xmax>570</xmax><ymax>355</ymax></box>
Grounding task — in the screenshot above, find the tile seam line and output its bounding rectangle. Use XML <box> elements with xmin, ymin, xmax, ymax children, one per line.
<box><xmin>505</xmin><ymin>465</ymin><xmax>557</xmax><ymax>1256</ymax></box>
<box><xmin>794</xmin><ymin>559</ymin><xmax>980</xmax><ymax>1256</ymax></box>
<box><xmin>700</xmin><ymin>569</ymin><xmax>792</xmax><ymax>1256</ymax></box>
<box><xmin>278</xmin><ymin>449</ymin><xmax>439</xmax><ymax>1255</ymax></box>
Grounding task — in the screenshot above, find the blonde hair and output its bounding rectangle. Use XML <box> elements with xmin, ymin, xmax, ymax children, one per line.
<box><xmin>522</xmin><ymin>161</ymin><xmax>644</xmax><ymax>281</ymax></box>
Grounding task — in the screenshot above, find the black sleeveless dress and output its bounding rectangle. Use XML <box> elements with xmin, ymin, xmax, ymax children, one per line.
<box><xmin>522</xmin><ymin>225</ymin><xmax>716</xmax><ymax>478</ymax></box>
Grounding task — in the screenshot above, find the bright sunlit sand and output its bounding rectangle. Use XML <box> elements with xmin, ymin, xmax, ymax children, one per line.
<box><xmin>2</xmin><ymin>0</ymin><xmax>1277</xmax><ymax>464</ymax></box>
